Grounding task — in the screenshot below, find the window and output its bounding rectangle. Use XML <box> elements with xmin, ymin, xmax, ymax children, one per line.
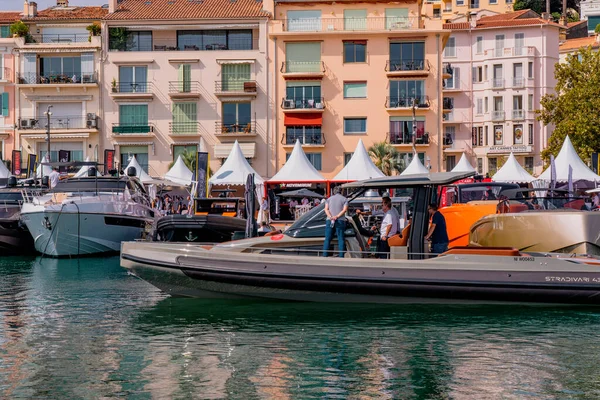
<box><xmin>287</xmin><ymin>10</ymin><xmax>322</xmax><ymax>31</ymax></box>
<box><xmin>514</xmin><ymin>124</ymin><xmax>524</xmax><ymax>144</ymax></box>
<box><xmin>40</xmin><ymin>56</ymin><xmax>82</xmax><ymax>79</ymax></box>
<box><xmin>456</xmin><ymin>0</ymin><xmax>464</xmax><ymax>6</ymax></box>
<box><xmin>222</xmin><ymin>102</ymin><xmax>251</xmax><ymax>133</ymax></box>
<box><xmin>495</xmin><ymin>35</ymin><xmax>504</xmax><ymax>57</ymax></box>
<box><xmin>287</xmin><ymin>152</ymin><xmax>322</xmax><ymax>170</ymax></box>
<box><xmin>588</xmin><ymin>16</ymin><xmax>600</xmax><ymax>33</ymax></box>
<box><xmin>389</xmin><ymin>80</ymin><xmax>425</xmax><ymax>105</ymax></box>
<box><xmin>176</xmin><ymin>30</ymin><xmax>253</xmax><ymax>50</ymax></box>
<box><xmin>433</xmin><ymin>8</ymin><xmax>441</xmax><ymax>18</ymax></box>
<box><xmin>344</xmin><ymin>9</ymin><xmax>367</xmax><ymax>30</ymax></box>
<box><xmin>385</xmin><ymin>8</ymin><xmax>409</xmax><ymax>29</ymax></box>
<box><xmin>477</xmin><ymin>158</ymin><xmax>483</xmax><ymax>174</ymax></box>
<box><xmin>172</xmin><ymin>102</ymin><xmax>197</xmax><ymax>134</ymax></box>
<box><xmin>528</xmin><ymin>62</ymin><xmax>533</xmax><ymax>78</ymax></box>
<box><xmin>39</xmin><ymin>142</ymin><xmax>84</xmax><ymax>164</ymax></box>
<box><xmin>286</xmin><ymin>81</ymin><xmax>322</xmax><ymax>106</ymax></box>
<box><xmin>120</xmin><ymin>145</ymin><xmax>148</xmax><ymax>172</ymax></box>
<box><xmin>493</xmin><ymin>64</ymin><xmax>503</xmax><ymax>87</ymax></box>
<box><xmin>476</xmin><ymin>36</ymin><xmax>483</xmax><ymax>54</ymax></box>
<box><xmin>344</xmin><ymin>118</ymin><xmax>367</xmax><ymax>134</ymax></box>
<box><xmin>489</xmin><ymin>0</ymin><xmax>497</xmax><ymax>4</ymax></box>
<box><xmin>118</xmin><ymin>66</ymin><xmax>148</xmax><ymax>93</ymax></box>
<box><xmin>222</xmin><ymin>63</ymin><xmax>251</xmax><ymax>91</ymax></box>
<box><xmin>493</xmin><ymin>96</ymin><xmax>503</xmax><ymax>112</ymax></box>
<box><xmin>513</xmin><ymin>95</ymin><xmax>523</xmax><ymax>111</ymax></box>
<box><xmin>484</xmin><ymin>65</ymin><xmax>488</xmax><ymax>80</ymax></box>
<box><xmin>344</xmin><ymin>82</ymin><xmax>367</xmax><ymax>98</ymax></box>
<box><xmin>344</xmin><ymin>41</ymin><xmax>366</xmax><ymax>63</ymax></box>
<box><xmin>446</xmin><ymin>155</ymin><xmax>456</xmax><ymax>172</ymax></box>
<box><xmin>476</xmin><ymin>98</ymin><xmax>483</xmax><ymax>115</ymax></box>
<box><xmin>0</xmin><ymin>92</ymin><xmax>8</xmax><ymax>116</ymax></box>
<box><xmin>525</xmin><ymin>156</ymin><xmax>534</xmax><ymax>172</ymax></box>
<box><xmin>344</xmin><ymin>152</ymin><xmax>353</xmax><ymax>166</ymax></box>
<box><xmin>285</xmin><ymin>126</ymin><xmax>323</xmax><ymax>145</ymax></box>
<box><xmin>513</xmin><ymin>63</ymin><xmax>523</xmax><ymax>87</ymax></box>
<box><xmin>445</xmin><ymin>67</ymin><xmax>459</xmax><ymax>89</ymax></box>
<box><xmin>528</xmin><ymin>94</ymin><xmax>534</xmax><ymax>111</ymax></box>
<box><xmin>109</xmin><ymin>30</ymin><xmax>152</xmax><ymax>51</ymax></box>
<box><xmin>488</xmin><ymin>158</ymin><xmax>498</xmax><ymax>175</ymax></box>
<box><xmin>389</xmin><ymin>117</ymin><xmax>426</xmax><ymax>144</ymax></box>
<box><xmin>173</xmin><ymin>145</ymin><xmax>197</xmax><ymax>163</ymax></box>
<box><xmin>285</xmin><ymin>42</ymin><xmax>321</xmax><ymax>73</ymax></box>
<box><xmin>514</xmin><ymin>33</ymin><xmax>524</xmax><ymax>55</ymax></box>
<box><xmin>506</xmin><ymin>0</ymin><xmax>513</xmax><ymax>3</ymax></box>
<box><xmin>528</xmin><ymin>124</ymin><xmax>534</xmax><ymax>145</ymax></box>
<box><xmin>0</xmin><ymin>26</ymin><xmax>10</xmax><ymax>38</ymax></box>
<box><xmin>472</xmin><ymin>66</ymin><xmax>483</xmax><ymax>83</ymax></box>
<box><xmin>484</xmin><ymin>97</ymin><xmax>488</xmax><ymax>113</ymax></box>
<box><xmin>118</xmin><ymin>105</ymin><xmax>149</xmax><ymax>133</ymax></box>
<box><xmin>485</xmin><ymin>125</ymin><xmax>489</xmax><ymax>145</ymax></box>
<box><xmin>389</xmin><ymin>41</ymin><xmax>425</xmax><ymax>69</ymax></box>
<box><xmin>472</xmin><ymin>126</ymin><xmax>484</xmax><ymax>146</ymax></box>
<box><xmin>444</xmin><ymin>37</ymin><xmax>456</xmax><ymax>57</ymax></box>
<box><xmin>494</xmin><ymin>125</ymin><xmax>503</xmax><ymax>145</ymax></box>
<box><xmin>444</xmin><ymin>126</ymin><xmax>455</xmax><ymax>145</ymax></box>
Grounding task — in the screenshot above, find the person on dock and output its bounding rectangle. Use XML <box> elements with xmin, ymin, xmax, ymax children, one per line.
<box><xmin>323</xmin><ymin>186</ymin><xmax>348</xmax><ymax>257</ymax></box>
<box><xmin>425</xmin><ymin>203</ymin><xmax>449</xmax><ymax>255</ymax></box>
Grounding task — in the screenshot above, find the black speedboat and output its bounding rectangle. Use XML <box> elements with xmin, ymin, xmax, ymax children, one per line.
<box><xmin>0</xmin><ymin>185</ymin><xmax>35</xmax><ymax>254</ymax></box>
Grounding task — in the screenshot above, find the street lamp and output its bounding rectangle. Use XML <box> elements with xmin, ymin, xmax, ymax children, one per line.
<box><xmin>411</xmin><ymin>97</ymin><xmax>418</xmax><ymax>156</ymax></box>
<box><xmin>44</xmin><ymin>105</ymin><xmax>53</xmax><ymax>162</ymax></box>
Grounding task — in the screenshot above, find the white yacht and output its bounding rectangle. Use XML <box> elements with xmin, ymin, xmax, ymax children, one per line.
<box><xmin>21</xmin><ymin>172</ymin><xmax>156</xmax><ymax>257</ymax></box>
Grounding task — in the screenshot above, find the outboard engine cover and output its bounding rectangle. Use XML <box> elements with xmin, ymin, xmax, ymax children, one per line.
<box><xmin>7</xmin><ymin>176</ymin><xmax>17</xmax><ymax>187</ymax></box>
<box><xmin>127</xmin><ymin>166</ymin><xmax>137</xmax><ymax>177</ymax></box>
<box><xmin>41</xmin><ymin>176</ymin><xmax>49</xmax><ymax>187</ymax></box>
<box><xmin>87</xmin><ymin>167</ymin><xmax>97</xmax><ymax>177</ymax></box>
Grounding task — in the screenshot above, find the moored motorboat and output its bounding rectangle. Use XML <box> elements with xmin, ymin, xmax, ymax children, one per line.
<box><xmin>0</xmin><ymin>185</ymin><xmax>36</xmax><ymax>254</ymax></box>
<box><xmin>121</xmin><ymin>171</ymin><xmax>600</xmax><ymax>304</ymax></box>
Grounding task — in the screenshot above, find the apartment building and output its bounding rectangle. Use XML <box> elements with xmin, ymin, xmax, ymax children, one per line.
<box><xmin>441</xmin><ymin>10</ymin><xmax>561</xmax><ymax>175</ymax></box>
<box><xmin>13</xmin><ymin>0</ymin><xmax>106</xmax><ymax>166</ymax></box>
<box><xmin>559</xmin><ymin>35</ymin><xmax>600</xmax><ymax>63</ymax></box>
<box><xmin>0</xmin><ymin>12</ymin><xmax>20</xmax><ymax>165</ymax></box>
<box><xmin>422</xmin><ymin>0</ymin><xmax>513</xmax><ymax>23</ymax></box>
<box><xmin>102</xmin><ymin>0</ymin><xmax>270</xmax><ymax>177</ymax></box>
<box><xmin>268</xmin><ymin>0</ymin><xmax>450</xmax><ymax>178</ymax></box>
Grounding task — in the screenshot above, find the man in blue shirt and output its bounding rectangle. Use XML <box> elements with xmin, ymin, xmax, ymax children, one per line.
<box><xmin>425</xmin><ymin>203</ymin><xmax>449</xmax><ymax>255</ymax></box>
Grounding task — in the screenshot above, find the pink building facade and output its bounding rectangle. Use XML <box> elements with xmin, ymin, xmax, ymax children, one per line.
<box><xmin>442</xmin><ymin>11</ymin><xmax>561</xmax><ymax>175</ymax></box>
<box><xmin>0</xmin><ymin>14</ymin><xmax>19</xmax><ymax>167</ymax></box>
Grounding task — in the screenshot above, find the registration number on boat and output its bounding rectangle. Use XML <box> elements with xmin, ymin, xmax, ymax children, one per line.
<box><xmin>514</xmin><ymin>256</ymin><xmax>535</xmax><ymax>262</ymax></box>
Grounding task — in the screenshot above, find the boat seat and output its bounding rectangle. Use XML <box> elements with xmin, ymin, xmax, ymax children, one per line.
<box><xmin>389</xmin><ymin>223</ymin><xmax>411</xmax><ymax>247</ymax></box>
<box><xmin>442</xmin><ymin>246</ymin><xmax>521</xmax><ymax>257</ymax></box>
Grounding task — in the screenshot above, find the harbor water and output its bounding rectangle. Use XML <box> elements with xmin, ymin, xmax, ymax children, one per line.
<box><xmin>1</xmin><ymin>256</ymin><xmax>600</xmax><ymax>399</ymax></box>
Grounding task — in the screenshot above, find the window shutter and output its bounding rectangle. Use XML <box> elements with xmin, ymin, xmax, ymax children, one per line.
<box><xmin>454</xmin><ymin>67</ymin><xmax>460</xmax><ymax>89</ymax></box>
<box><xmin>2</xmin><ymin>92</ymin><xmax>8</xmax><ymax>117</ymax></box>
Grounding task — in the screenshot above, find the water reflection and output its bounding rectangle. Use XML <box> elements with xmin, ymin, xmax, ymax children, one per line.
<box><xmin>0</xmin><ymin>256</ymin><xmax>600</xmax><ymax>398</ymax></box>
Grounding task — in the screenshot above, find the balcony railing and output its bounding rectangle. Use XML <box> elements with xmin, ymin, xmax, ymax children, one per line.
<box><xmin>443</xmin><ymin>97</ymin><xmax>454</xmax><ymax>110</ymax></box>
<box><xmin>485</xmin><ymin>46</ymin><xmax>535</xmax><ymax>57</ymax></box>
<box><xmin>281</xmin><ymin>97</ymin><xmax>325</xmax><ymax>110</ymax></box>
<box><xmin>18</xmin><ymin>72</ymin><xmax>98</xmax><ymax>85</ymax></box>
<box><xmin>492</xmin><ymin>78</ymin><xmax>504</xmax><ymax>89</ymax></box>
<box><xmin>492</xmin><ymin>111</ymin><xmax>505</xmax><ymax>121</ymax></box>
<box><xmin>442</xmin><ymin>62</ymin><xmax>453</xmax><ymax>76</ymax></box>
<box><xmin>18</xmin><ymin>116</ymin><xmax>92</xmax><ymax>130</ymax></box>
<box><xmin>150</xmin><ymin>38</ymin><xmax>259</xmax><ymax>52</ymax></box>
<box><xmin>443</xmin><ymin>134</ymin><xmax>454</xmax><ymax>146</ymax></box>
<box><xmin>385</xmin><ymin>59</ymin><xmax>429</xmax><ymax>72</ymax></box>
<box><xmin>168</xmin><ymin>81</ymin><xmax>201</xmax><ymax>94</ymax></box>
<box><xmin>214</xmin><ymin>80</ymin><xmax>257</xmax><ymax>93</ymax></box>
<box><xmin>169</xmin><ymin>122</ymin><xmax>200</xmax><ymax>135</ymax></box>
<box><xmin>0</xmin><ymin>67</ymin><xmax>11</xmax><ymax>81</ymax></box>
<box><xmin>512</xmin><ymin>109</ymin><xmax>525</xmax><ymax>120</ymax></box>
<box><xmin>282</xmin><ymin>132</ymin><xmax>325</xmax><ymax>146</ymax></box>
<box><xmin>281</xmin><ymin>61</ymin><xmax>325</xmax><ymax>74</ymax></box>
<box><xmin>281</xmin><ymin>17</ymin><xmax>417</xmax><ymax>32</ymax></box>
<box><xmin>112</xmin><ymin>123</ymin><xmax>154</xmax><ymax>135</ymax></box>
<box><xmin>386</xmin><ymin>96</ymin><xmax>430</xmax><ymax>109</ymax></box>
<box><xmin>111</xmin><ymin>82</ymin><xmax>152</xmax><ymax>93</ymax></box>
<box><xmin>388</xmin><ymin>131</ymin><xmax>430</xmax><ymax>145</ymax></box>
<box><xmin>216</xmin><ymin>121</ymin><xmax>256</xmax><ymax>135</ymax></box>
<box><xmin>26</xmin><ymin>34</ymin><xmax>91</xmax><ymax>44</ymax></box>
<box><xmin>512</xmin><ymin>77</ymin><xmax>524</xmax><ymax>88</ymax></box>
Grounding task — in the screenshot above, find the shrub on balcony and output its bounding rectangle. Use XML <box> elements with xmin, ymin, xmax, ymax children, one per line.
<box><xmin>109</xmin><ymin>27</ymin><xmax>129</xmax><ymax>51</ymax></box>
<box><xmin>86</xmin><ymin>23</ymin><xmax>101</xmax><ymax>41</ymax></box>
<box><xmin>10</xmin><ymin>21</ymin><xmax>33</xmax><ymax>42</ymax></box>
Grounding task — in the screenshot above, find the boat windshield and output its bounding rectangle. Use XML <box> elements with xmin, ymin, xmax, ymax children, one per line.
<box><xmin>285</xmin><ymin>203</ymin><xmax>358</xmax><ymax>239</ymax></box>
<box><xmin>53</xmin><ymin>178</ymin><xmax>127</xmax><ymax>193</ymax></box>
<box><xmin>195</xmin><ymin>198</ymin><xmax>245</xmax><ymax>217</ymax></box>
<box><xmin>0</xmin><ymin>192</ymin><xmax>23</xmax><ymax>203</ymax></box>
<box><xmin>510</xmin><ymin>195</ymin><xmax>587</xmax><ymax>211</ymax></box>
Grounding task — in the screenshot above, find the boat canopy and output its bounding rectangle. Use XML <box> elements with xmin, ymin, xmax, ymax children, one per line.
<box><xmin>343</xmin><ymin>171</ymin><xmax>476</xmax><ymax>190</ymax></box>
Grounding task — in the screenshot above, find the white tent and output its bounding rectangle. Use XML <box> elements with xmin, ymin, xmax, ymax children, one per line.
<box><xmin>492</xmin><ymin>153</ymin><xmax>535</xmax><ymax>183</ymax></box>
<box><xmin>0</xmin><ymin>159</ymin><xmax>10</xmax><ymax>178</ymax></box>
<box><xmin>74</xmin><ymin>156</ymin><xmax>101</xmax><ymax>177</ymax></box>
<box><xmin>36</xmin><ymin>155</ymin><xmax>52</xmax><ymax>178</ymax></box>
<box><xmin>165</xmin><ymin>155</ymin><xmax>194</xmax><ymax>186</ymax></box>
<box><xmin>209</xmin><ymin>140</ymin><xmax>264</xmax><ymax>187</ymax></box>
<box><xmin>400</xmin><ymin>155</ymin><xmax>429</xmax><ymax>176</ymax></box>
<box><xmin>269</xmin><ymin>140</ymin><xmax>325</xmax><ymax>182</ymax></box>
<box><xmin>123</xmin><ymin>155</ymin><xmax>153</xmax><ymax>183</ymax></box>
<box><xmin>333</xmin><ymin>139</ymin><xmax>385</xmax><ymax>181</ymax></box>
<box><xmin>538</xmin><ymin>136</ymin><xmax>600</xmax><ymax>181</ymax></box>
<box><xmin>451</xmin><ymin>153</ymin><xmax>476</xmax><ymax>173</ymax></box>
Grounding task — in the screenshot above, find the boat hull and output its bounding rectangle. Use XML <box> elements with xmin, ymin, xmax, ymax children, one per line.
<box><xmin>121</xmin><ymin>242</ymin><xmax>600</xmax><ymax>304</ymax></box>
<box><xmin>0</xmin><ymin>218</ymin><xmax>34</xmax><ymax>254</ymax></box>
<box><xmin>154</xmin><ymin>214</ymin><xmax>246</xmax><ymax>243</ymax></box>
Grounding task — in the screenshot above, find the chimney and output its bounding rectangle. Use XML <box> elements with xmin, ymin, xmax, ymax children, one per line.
<box><xmin>469</xmin><ymin>11</ymin><xmax>477</xmax><ymax>28</ymax></box>
<box><xmin>29</xmin><ymin>1</ymin><xmax>37</xmax><ymax>17</ymax></box>
<box><xmin>109</xmin><ymin>0</ymin><xmax>117</xmax><ymax>13</ymax></box>
<box><xmin>23</xmin><ymin>0</ymin><xmax>29</xmax><ymax>17</ymax></box>
<box><xmin>57</xmin><ymin>0</ymin><xmax>69</xmax><ymax>6</ymax></box>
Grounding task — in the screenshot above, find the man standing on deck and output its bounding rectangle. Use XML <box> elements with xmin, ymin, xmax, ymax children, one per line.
<box><xmin>323</xmin><ymin>186</ymin><xmax>348</xmax><ymax>257</ymax></box>
<box><xmin>48</xmin><ymin>167</ymin><xmax>60</xmax><ymax>189</ymax></box>
<box><xmin>425</xmin><ymin>203</ymin><xmax>449</xmax><ymax>255</ymax></box>
<box><xmin>376</xmin><ymin>196</ymin><xmax>399</xmax><ymax>259</ymax></box>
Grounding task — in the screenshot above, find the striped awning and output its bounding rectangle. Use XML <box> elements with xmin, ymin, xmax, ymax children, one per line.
<box><xmin>21</xmin><ymin>133</ymin><xmax>90</xmax><ymax>139</ymax></box>
<box><xmin>214</xmin><ymin>142</ymin><xmax>255</xmax><ymax>158</ymax></box>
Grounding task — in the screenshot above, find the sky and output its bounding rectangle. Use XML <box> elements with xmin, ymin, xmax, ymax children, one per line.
<box><xmin>0</xmin><ymin>0</ymin><xmax>105</xmax><ymax>11</ymax></box>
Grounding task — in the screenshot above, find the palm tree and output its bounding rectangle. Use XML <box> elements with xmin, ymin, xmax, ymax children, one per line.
<box><xmin>169</xmin><ymin>149</ymin><xmax>197</xmax><ymax>171</ymax></box>
<box><xmin>368</xmin><ymin>141</ymin><xmax>400</xmax><ymax>176</ymax></box>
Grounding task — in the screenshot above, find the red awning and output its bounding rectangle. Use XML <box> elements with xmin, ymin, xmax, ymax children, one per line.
<box><xmin>284</xmin><ymin>113</ymin><xmax>322</xmax><ymax>126</ymax></box>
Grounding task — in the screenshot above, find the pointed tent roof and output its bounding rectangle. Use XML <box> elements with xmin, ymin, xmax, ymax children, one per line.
<box><xmin>36</xmin><ymin>155</ymin><xmax>52</xmax><ymax>178</ymax></box>
<box><xmin>539</xmin><ymin>136</ymin><xmax>600</xmax><ymax>181</ymax></box>
<box><xmin>74</xmin><ymin>156</ymin><xmax>101</xmax><ymax>177</ymax></box>
<box><xmin>209</xmin><ymin>140</ymin><xmax>264</xmax><ymax>186</ymax></box>
<box><xmin>400</xmin><ymin>155</ymin><xmax>429</xmax><ymax>176</ymax></box>
<box><xmin>451</xmin><ymin>153</ymin><xmax>476</xmax><ymax>173</ymax></box>
<box><xmin>333</xmin><ymin>139</ymin><xmax>385</xmax><ymax>181</ymax></box>
<box><xmin>124</xmin><ymin>156</ymin><xmax>153</xmax><ymax>183</ymax></box>
<box><xmin>0</xmin><ymin>159</ymin><xmax>10</xmax><ymax>179</ymax></box>
<box><xmin>165</xmin><ymin>155</ymin><xmax>194</xmax><ymax>186</ymax></box>
<box><xmin>269</xmin><ymin>140</ymin><xmax>325</xmax><ymax>182</ymax></box>
<box><xmin>492</xmin><ymin>153</ymin><xmax>535</xmax><ymax>183</ymax></box>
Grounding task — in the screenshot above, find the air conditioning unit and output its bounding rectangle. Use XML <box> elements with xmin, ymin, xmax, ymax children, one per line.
<box><xmin>87</xmin><ymin>113</ymin><xmax>96</xmax><ymax>120</ymax></box>
<box><xmin>86</xmin><ymin>119</ymin><xmax>97</xmax><ymax>128</ymax></box>
<box><xmin>20</xmin><ymin>119</ymin><xmax>30</xmax><ymax>129</ymax></box>
<box><xmin>315</xmin><ymin>102</ymin><xmax>324</xmax><ymax>109</ymax></box>
<box><xmin>283</xmin><ymin>99</ymin><xmax>295</xmax><ymax>109</ymax></box>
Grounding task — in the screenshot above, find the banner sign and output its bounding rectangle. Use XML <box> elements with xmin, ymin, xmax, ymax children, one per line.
<box><xmin>11</xmin><ymin>150</ymin><xmax>21</xmax><ymax>176</ymax></box>
<box><xmin>196</xmin><ymin>152</ymin><xmax>209</xmax><ymax>198</ymax></box>
<box><xmin>27</xmin><ymin>154</ymin><xmax>37</xmax><ymax>178</ymax></box>
<box><xmin>58</xmin><ymin>150</ymin><xmax>70</xmax><ymax>173</ymax></box>
<box><xmin>104</xmin><ymin>149</ymin><xmax>115</xmax><ymax>175</ymax></box>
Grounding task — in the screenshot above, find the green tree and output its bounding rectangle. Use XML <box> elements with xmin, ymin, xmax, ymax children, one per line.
<box><xmin>538</xmin><ymin>47</ymin><xmax>600</xmax><ymax>163</ymax></box>
<box><xmin>169</xmin><ymin>149</ymin><xmax>197</xmax><ymax>171</ymax></box>
<box><xmin>368</xmin><ymin>142</ymin><xmax>399</xmax><ymax>176</ymax></box>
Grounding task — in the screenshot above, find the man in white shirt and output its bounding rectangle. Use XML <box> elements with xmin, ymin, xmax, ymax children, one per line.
<box><xmin>48</xmin><ymin>167</ymin><xmax>60</xmax><ymax>189</ymax></box>
<box><xmin>377</xmin><ymin>196</ymin><xmax>399</xmax><ymax>259</ymax></box>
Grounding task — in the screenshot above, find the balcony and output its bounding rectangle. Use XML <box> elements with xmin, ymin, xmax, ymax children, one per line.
<box><xmin>385</xmin><ymin>59</ymin><xmax>430</xmax><ymax>77</ymax></box>
<box><xmin>168</xmin><ymin>81</ymin><xmax>201</xmax><ymax>99</ymax></box>
<box><xmin>281</xmin><ymin>97</ymin><xmax>325</xmax><ymax>112</ymax></box>
<box><xmin>128</xmin><ymin>38</ymin><xmax>259</xmax><ymax>52</ymax></box>
<box><xmin>26</xmin><ymin>34</ymin><xmax>91</xmax><ymax>44</ymax></box>
<box><xmin>215</xmin><ymin>121</ymin><xmax>256</xmax><ymax>137</ymax></box>
<box><xmin>280</xmin><ymin>17</ymin><xmax>417</xmax><ymax>32</ymax></box>
<box><xmin>0</xmin><ymin>67</ymin><xmax>12</xmax><ymax>82</ymax></box>
<box><xmin>214</xmin><ymin>80</ymin><xmax>257</xmax><ymax>98</ymax></box>
<box><xmin>281</xmin><ymin>61</ymin><xmax>325</xmax><ymax>79</ymax></box>
<box><xmin>169</xmin><ymin>122</ymin><xmax>201</xmax><ymax>136</ymax></box>
<box><xmin>442</xmin><ymin>63</ymin><xmax>453</xmax><ymax>79</ymax></box>
<box><xmin>112</xmin><ymin>123</ymin><xmax>154</xmax><ymax>136</ymax></box>
<box><xmin>110</xmin><ymin>82</ymin><xmax>154</xmax><ymax>100</ymax></box>
<box><xmin>492</xmin><ymin>110</ymin><xmax>505</xmax><ymax>121</ymax></box>
<box><xmin>386</xmin><ymin>96</ymin><xmax>430</xmax><ymax>110</ymax></box>
<box><xmin>18</xmin><ymin>115</ymin><xmax>97</xmax><ymax>131</ymax></box>
<box><xmin>282</xmin><ymin>132</ymin><xmax>325</xmax><ymax>147</ymax></box>
<box><xmin>512</xmin><ymin>109</ymin><xmax>525</xmax><ymax>120</ymax></box>
<box><xmin>388</xmin><ymin>132</ymin><xmax>430</xmax><ymax>145</ymax></box>
<box><xmin>443</xmin><ymin>133</ymin><xmax>454</xmax><ymax>147</ymax></box>
<box><xmin>485</xmin><ymin>46</ymin><xmax>535</xmax><ymax>58</ymax></box>
<box><xmin>512</xmin><ymin>77</ymin><xmax>524</xmax><ymax>88</ymax></box>
<box><xmin>443</xmin><ymin>80</ymin><xmax>460</xmax><ymax>92</ymax></box>
<box><xmin>492</xmin><ymin>78</ymin><xmax>504</xmax><ymax>89</ymax></box>
<box><xmin>443</xmin><ymin>97</ymin><xmax>454</xmax><ymax>112</ymax></box>
<box><xmin>18</xmin><ymin>72</ymin><xmax>98</xmax><ymax>86</ymax></box>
